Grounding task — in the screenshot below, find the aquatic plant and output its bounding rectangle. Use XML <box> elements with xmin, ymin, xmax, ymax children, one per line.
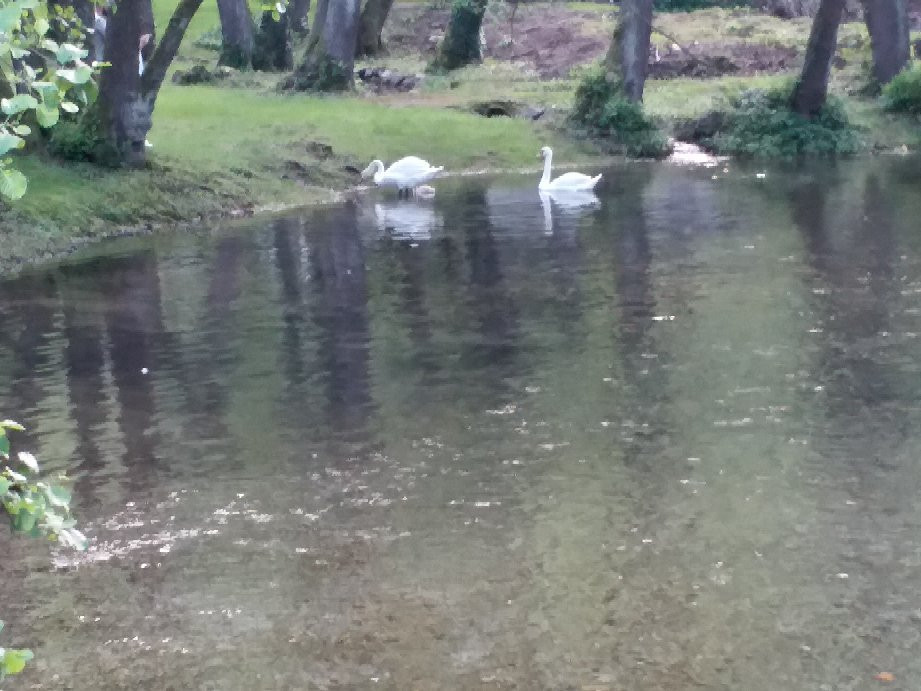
<box><xmin>0</xmin><ymin>419</ymin><xmax>85</xmax><ymax>680</ymax></box>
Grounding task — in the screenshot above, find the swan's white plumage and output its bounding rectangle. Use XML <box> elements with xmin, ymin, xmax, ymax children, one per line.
<box><xmin>362</xmin><ymin>156</ymin><xmax>443</xmax><ymax>192</ymax></box>
<box><xmin>538</xmin><ymin>146</ymin><xmax>601</xmax><ymax>191</ymax></box>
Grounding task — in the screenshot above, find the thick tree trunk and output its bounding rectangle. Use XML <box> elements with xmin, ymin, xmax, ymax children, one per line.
<box><xmin>253</xmin><ymin>11</ymin><xmax>293</xmax><ymax>71</ymax></box>
<box><xmin>428</xmin><ymin>0</ymin><xmax>488</xmax><ymax>72</ymax></box>
<box><xmin>791</xmin><ymin>0</ymin><xmax>845</xmax><ymax>116</ymax></box>
<box><xmin>91</xmin><ymin>0</ymin><xmax>203</xmax><ymax>166</ymax></box>
<box><xmin>286</xmin><ymin>0</ymin><xmax>361</xmax><ymax>90</ymax></box>
<box><xmin>861</xmin><ymin>0</ymin><xmax>909</xmax><ymax>84</ymax></box>
<box><xmin>603</xmin><ymin>0</ymin><xmax>653</xmax><ymax>102</ymax></box>
<box><xmin>217</xmin><ymin>0</ymin><xmax>255</xmax><ymax>68</ymax></box>
<box><xmin>356</xmin><ymin>0</ymin><xmax>395</xmax><ymax>57</ymax></box>
<box><xmin>290</xmin><ymin>0</ymin><xmax>310</xmax><ymax>35</ymax></box>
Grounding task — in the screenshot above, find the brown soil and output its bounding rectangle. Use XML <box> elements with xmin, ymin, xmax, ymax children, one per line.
<box><xmin>383</xmin><ymin>4</ymin><xmax>610</xmax><ymax>78</ymax></box>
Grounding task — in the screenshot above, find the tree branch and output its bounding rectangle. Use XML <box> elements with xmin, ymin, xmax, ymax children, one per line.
<box><xmin>140</xmin><ymin>0</ymin><xmax>204</xmax><ymax>96</ymax></box>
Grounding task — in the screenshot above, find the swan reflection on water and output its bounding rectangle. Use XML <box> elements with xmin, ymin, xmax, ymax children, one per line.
<box><xmin>373</xmin><ymin>200</ymin><xmax>444</xmax><ymax>242</ymax></box>
<box><xmin>539</xmin><ymin>189</ymin><xmax>601</xmax><ymax>234</ymax></box>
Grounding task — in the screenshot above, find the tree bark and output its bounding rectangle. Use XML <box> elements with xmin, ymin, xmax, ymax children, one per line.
<box><xmin>356</xmin><ymin>0</ymin><xmax>395</xmax><ymax>57</ymax></box>
<box><xmin>253</xmin><ymin>10</ymin><xmax>293</xmax><ymax>71</ymax></box>
<box><xmin>428</xmin><ymin>0</ymin><xmax>488</xmax><ymax>72</ymax></box>
<box><xmin>791</xmin><ymin>0</ymin><xmax>845</xmax><ymax>116</ymax></box>
<box><xmin>603</xmin><ymin>0</ymin><xmax>653</xmax><ymax>102</ymax></box>
<box><xmin>217</xmin><ymin>0</ymin><xmax>255</xmax><ymax>68</ymax></box>
<box><xmin>91</xmin><ymin>0</ymin><xmax>203</xmax><ymax>166</ymax></box>
<box><xmin>286</xmin><ymin>0</ymin><xmax>361</xmax><ymax>90</ymax></box>
<box><xmin>861</xmin><ymin>0</ymin><xmax>909</xmax><ymax>84</ymax></box>
<box><xmin>290</xmin><ymin>0</ymin><xmax>310</xmax><ymax>35</ymax></box>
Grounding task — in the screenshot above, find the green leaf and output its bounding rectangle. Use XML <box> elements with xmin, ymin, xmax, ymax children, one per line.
<box><xmin>0</xmin><ymin>168</ymin><xmax>28</xmax><ymax>201</ymax></box>
<box><xmin>44</xmin><ymin>485</ymin><xmax>71</xmax><ymax>508</ymax></box>
<box><xmin>11</xmin><ymin>124</ymin><xmax>30</xmax><ymax>136</ymax></box>
<box><xmin>0</xmin><ymin>478</ymin><xmax>10</xmax><ymax>495</ymax></box>
<box><xmin>56</xmin><ymin>64</ymin><xmax>92</xmax><ymax>85</ymax></box>
<box><xmin>9</xmin><ymin>47</ymin><xmax>28</xmax><ymax>60</ymax></box>
<box><xmin>12</xmin><ymin>510</ymin><xmax>38</xmax><ymax>534</ymax></box>
<box><xmin>36</xmin><ymin>104</ymin><xmax>58</xmax><ymax>128</ymax></box>
<box><xmin>0</xmin><ymin>132</ymin><xmax>24</xmax><ymax>157</ymax></box>
<box><xmin>1</xmin><ymin>648</ymin><xmax>34</xmax><ymax>676</ymax></box>
<box><xmin>0</xmin><ymin>433</ymin><xmax>9</xmax><ymax>458</ymax></box>
<box><xmin>55</xmin><ymin>43</ymin><xmax>87</xmax><ymax>64</ymax></box>
<box><xmin>0</xmin><ymin>420</ymin><xmax>25</xmax><ymax>431</ymax></box>
<box><xmin>33</xmin><ymin>16</ymin><xmax>49</xmax><ymax>37</ymax></box>
<box><xmin>1</xmin><ymin>94</ymin><xmax>38</xmax><ymax>115</ymax></box>
<box><xmin>60</xmin><ymin>100</ymin><xmax>78</xmax><ymax>114</ymax></box>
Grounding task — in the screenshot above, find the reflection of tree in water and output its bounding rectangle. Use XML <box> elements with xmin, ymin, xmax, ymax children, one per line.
<box><xmin>452</xmin><ymin>183</ymin><xmax>521</xmax><ymax>385</ymax></box>
<box><xmin>0</xmin><ymin>271</ymin><xmax>58</xmax><ymax>449</ymax></box>
<box><xmin>306</xmin><ymin>203</ymin><xmax>374</xmax><ymax>441</ymax></box>
<box><xmin>58</xmin><ymin>262</ymin><xmax>110</xmax><ymax>500</ymax></box>
<box><xmin>790</xmin><ymin>171</ymin><xmax>921</xmax><ymax>683</ymax></box>
<box><xmin>98</xmin><ymin>251</ymin><xmax>165</xmax><ymax>489</ymax></box>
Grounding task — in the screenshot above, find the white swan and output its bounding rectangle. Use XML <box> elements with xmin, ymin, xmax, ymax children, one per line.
<box><xmin>362</xmin><ymin>156</ymin><xmax>444</xmax><ymax>198</ymax></box>
<box><xmin>538</xmin><ymin>146</ymin><xmax>602</xmax><ymax>191</ymax></box>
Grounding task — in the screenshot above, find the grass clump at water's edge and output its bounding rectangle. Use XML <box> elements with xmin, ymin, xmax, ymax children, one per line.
<box><xmin>882</xmin><ymin>62</ymin><xmax>921</xmax><ymax>115</ymax></box>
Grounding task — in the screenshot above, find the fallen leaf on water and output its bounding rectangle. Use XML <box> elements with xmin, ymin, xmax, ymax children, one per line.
<box><xmin>874</xmin><ymin>672</ymin><xmax>895</xmax><ymax>683</ymax></box>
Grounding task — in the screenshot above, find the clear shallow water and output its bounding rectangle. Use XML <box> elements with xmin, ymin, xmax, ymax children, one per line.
<box><xmin>3</xmin><ymin>158</ymin><xmax>921</xmax><ymax>689</ymax></box>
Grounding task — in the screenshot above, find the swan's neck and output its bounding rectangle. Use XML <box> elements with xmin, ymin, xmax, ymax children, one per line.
<box><xmin>540</xmin><ymin>152</ymin><xmax>552</xmax><ymax>187</ymax></box>
<box><xmin>372</xmin><ymin>160</ymin><xmax>385</xmax><ymax>184</ymax></box>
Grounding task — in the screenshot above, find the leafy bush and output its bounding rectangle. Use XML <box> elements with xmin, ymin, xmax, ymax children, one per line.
<box><xmin>0</xmin><ymin>0</ymin><xmax>96</xmax><ymax>199</ymax></box>
<box><xmin>0</xmin><ymin>419</ymin><xmax>85</xmax><ymax>681</ymax></box>
<box><xmin>708</xmin><ymin>84</ymin><xmax>859</xmax><ymax>157</ymax></box>
<box><xmin>570</xmin><ymin>72</ymin><xmax>671</xmax><ymax>158</ymax></box>
<box><xmin>882</xmin><ymin>63</ymin><xmax>921</xmax><ymax>115</ymax></box>
<box><xmin>48</xmin><ymin>116</ymin><xmax>118</xmax><ymax>165</ymax></box>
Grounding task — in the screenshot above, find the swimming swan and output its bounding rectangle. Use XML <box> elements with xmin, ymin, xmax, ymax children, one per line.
<box><xmin>362</xmin><ymin>156</ymin><xmax>444</xmax><ymax>197</ymax></box>
<box><xmin>538</xmin><ymin>146</ymin><xmax>602</xmax><ymax>191</ymax></box>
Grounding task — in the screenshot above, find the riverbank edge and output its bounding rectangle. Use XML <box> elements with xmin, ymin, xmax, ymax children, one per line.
<box><xmin>0</xmin><ymin>158</ymin><xmax>620</xmax><ymax>276</ymax></box>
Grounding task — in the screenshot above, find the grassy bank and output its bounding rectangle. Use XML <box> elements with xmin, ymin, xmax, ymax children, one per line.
<box><xmin>2</xmin><ymin>1</ymin><xmax>920</xmax><ymax>271</ymax></box>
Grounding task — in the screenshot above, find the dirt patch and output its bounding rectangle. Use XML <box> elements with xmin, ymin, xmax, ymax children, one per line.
<box><xmin>648</xmin><ymin>42</ymin><xmax>798</xmax><ymax>78</ymax></box>
<box><xmin>383</xmin><ymin>5</ymin><xmax>609</xmax><ymax>78</ymax></box>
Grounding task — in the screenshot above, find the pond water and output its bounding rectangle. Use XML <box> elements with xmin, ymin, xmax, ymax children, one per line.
<box><xmin>3</xmin><ymin>157</ymin><xmax>921</xmax><ymax>689</ymax></box>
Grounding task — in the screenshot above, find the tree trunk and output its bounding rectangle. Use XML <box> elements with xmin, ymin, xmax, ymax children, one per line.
<box><xmin>253</xmin><ymin>10</ymin><xmax>293</xmax><ymax>71</ymax></box>
<box><xmin>428</xmin><ymin>0</ymin><xmax>488</xmax><ymax>72</ymax></box>
<box><xmin>861</xmin><ymin>0</ymin><xmax>909</xmax><ymax>84</ymax></box>
<box><xmin>217</xmin><ymin>0</ymin><xmax>255</xmax><ymax>68</ymax></box>
<box><xmin>285</xmin><ymin>0</ymin><xmax>361</xmax><ymax>90</ymax></box>
<box><xmin>91</xmin><ymin>0</ymin><xmax>203</xmax><ymax>167</ymax></box>
<box><xmin>791</xmin><ymin>0</ymin><xmax>845</xmax><ymax>116</ymax></box>
<box><xmin>603</xmin><ymin>0</ymin><xmax>653</xmax><ymax>102</ymax></box>
<box><xmin>356</xmin><ymin>0</ymin><xmax>395</xmax><ymax>57</ymax></box>
<box><xmin>290</xmin><ymin>0</ymin><xmax>310</xmax><ymax>35</ymax></box>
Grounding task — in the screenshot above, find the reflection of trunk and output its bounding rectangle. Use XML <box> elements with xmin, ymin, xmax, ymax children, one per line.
<box><xmin>356</xmin><ymin>0</ymin><xmax>395</xmax><ymax>57</ymax></box>
<box><xmin>861</xmin><ymin>0</ymin><xmax>909</xmax><ymax>84</ymax></box>
<box><xmin>88</xmin><ymin>0</ymin><xmax>202</xmax><ymax>166</ymax></box>
<box><xmin>428</xmin><ymin>0</ymin><xmax>488</xmax><ymax>72</ymax></box>
<box><xmin>253</xmin><ymin>10</ymin><xmax>293</xmax><ymax>70</ymax></box>
<box><xmin>101</xmin><ymin>252</ymin><xmax>165</xmax><ymax>485</ymax></box>
<box><xmin>60</xmin><ymin>264</ymin><xmax>108</xmax><ymax>500</ymax></box>
<box><xmin>791</xmin><ymin>0</ymin><xmax>845</xmax><ymax>116</ymax></box>
<box><xmin>290</xmin><ymin>0</ymin><xmax>310</xmax><ymax>35</ymax></box>
<box><xmin>217</xmin><ymin>0</ymin><xmax>255</xmax><ymax>68</ymax></box>
<box><xmin>285</xmin><ymin>0</ymin><xmax>360</xmax><ymax>90</ymax></box>
<box><xmin>603</xmin><ymin>0</ymin><xmax>654</xmax><ymax>102</ymax></box>
<box><xmin>308</xmin><ymin>205</ymin><xmax>373</xmax><ymax>436</ymax></box>
<box><xmin>0</xmin><ymin>274</ymin><xmax>57</xmax><ymax>448</ymax></box>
